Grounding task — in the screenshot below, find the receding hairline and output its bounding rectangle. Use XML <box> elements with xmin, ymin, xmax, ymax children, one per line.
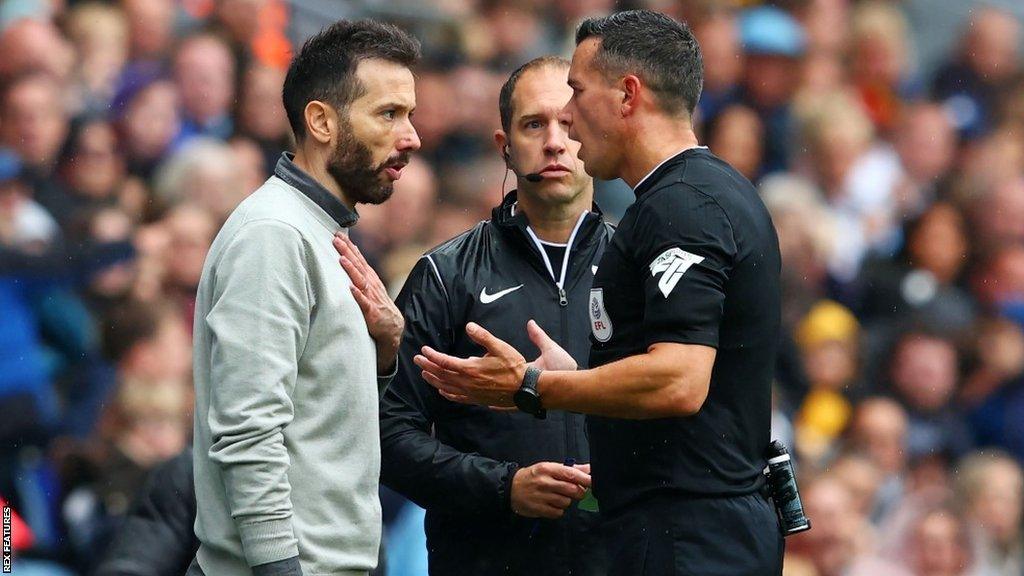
<box><xmin>509</xmin><ymin>60</ymin><xmax>570</xmax><ymax>119</ymax></box>
<box><xmin>499</xmin><ymin>55</ymin><xmax>570</xmax><ymax>133</ymax></box>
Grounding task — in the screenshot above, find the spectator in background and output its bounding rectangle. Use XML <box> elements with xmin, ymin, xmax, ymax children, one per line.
<box><xmin>760</xmin><ymin>173</ymin><xmax>836</xmax><ymax>324</ymax></box>
<box><xmin>705</xmin><ymin>104</ymin><xmax>764</xmax><ymax>181</ymax></box>
<box><xmin>50</xmin><ymin>118</ymin><xmax>127</xmax><ymax>228</ymax></box>
<box><xmin>64</xmin><ymin>2</ymin><xmax>130</xmax><ymax>115</ymax></box>
<box><xmin>965</xmin><ymin>177</ymin><xmax>1024</xmax><ymax>258</ymax></box>
<box><xmin>855</xmin><ymin>202</ymin><xmax>975</xmax><ymax>349</ymax></box>
<box><xmin>794</xmin><ymin>300</ymin><xmax>861</xmax><ymax>464</ymax></box>
<box><xmin>160</xmin><ymin>203</ymin><xmax>217</xmax><ymax>327</ymax></box>
<box><xmin>115</xmin><ymin>76</ymin><xmax>181</xmax><ymax>181</ymax></box>
<box><xmin>693</xmin><ymin>9</ymin><xmax>742</xmax><ymax>125</ymax></box>
<box><xmin>933</xmin><ymin>7</ymin><xmax>1020</xmax><ymax>139</ymax></box>
<box><xmin>1</xmin><ymin>72</ymin><xmax>70</xmax><ymax>179</ymax></box>
<box><xmin>173</xmin><ymin>33</ymin><xmax>236</xmax><ymax>141</ymax></box>
<box><xmin>0</xmin><ymin>18</ymin><xmax>75</xmax><ymax>83</ymax></box>
<box><xmin>228</xmin><ymin>136</ymin><xmax>272</xmax><ymax>197</ymax></box>
<box><xmin>101</xmin><ymin>299</ymin><xmax>192</xmax><ymax>387</ymax></box>
<box><xmin>60</xmin><ymin>376</ymin><xmax>190</xmax><ymax>568</ymax></box>
<box><xmin>890</xmin><ymin>104</ymin><xmax>956</xmax><ymax>217</ymax></box>
<box><xmin>787</xmin><ymin>475</ymin><xmax>910</xmax><ymax>576</ymax></box>
<box><xmin>121</xmin><ymin>0</ymin><xmax>176</xmax><ymax>66</ymax></box>
<box><xmin>899</xmin><ymin>506</ymin><xmax>973</xmax><ymax>576</ymax></box>
<box><xmin>847</xmin><ymin>397</ymin><xmax>910</xmax><ymax>522</ymax></box>
<box><xmin>153</xmin><ymin>138</ymin><xmax>247</xmax><ymax>222</ymax></box>
<box><xmin>955</xmin><ymin>451</ymin><xmax>1023</xmax><ymax>576</ymax></box>
<box><xmin>797</xmin><ymin>89</ymin><xmax>901</xmax><ymax>284</ymax></box>
<box><xmin>849</xmin><ymin>1</ymin><xmax>921</xmax><ymax>134</ymax></box>
<box><xmin>887</xmin><ymin>330</ymin><xmax>973</xmax><ymax>460</ymax></box>
<box><xmin>0</xmin><ymin>151</ymin><xmax>61</xmax><ymax>451</ymax></box>
<box><xmin>236</xmin><ymin>63</ymin><xmax>291</xmax><ymax>171</ymax></box>
<box><xmin>738</xmin><ymin>5</ymin><xmax>805</xmax><ymax>173</ymax></box>
<box><xmin>830</xmin><ymin>452</ymin><xmax>884</xmax><ymax>520</ymax></box>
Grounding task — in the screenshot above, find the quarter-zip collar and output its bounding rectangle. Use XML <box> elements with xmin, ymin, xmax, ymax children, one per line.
<box><xmin>274</xmin><ymin>152</ymin><xmax>359</xmax><ymax>228</ymax></box>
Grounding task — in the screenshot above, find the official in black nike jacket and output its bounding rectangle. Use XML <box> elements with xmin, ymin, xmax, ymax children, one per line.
<box><xmin>379</xmin><ymin>57</ymin><xmax>612</xmax><ymax>575</ymax></box>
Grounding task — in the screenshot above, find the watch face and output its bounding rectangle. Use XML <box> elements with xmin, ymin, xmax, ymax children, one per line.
<box><xmin>514</xmin><ymin>388</ymin><xmax>542</xmax><ymax>414</ymax></box>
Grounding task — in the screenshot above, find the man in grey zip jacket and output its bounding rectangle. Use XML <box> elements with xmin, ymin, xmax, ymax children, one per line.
<box><xmin>189</xmin><ymin>20</ymin><xmax>421</xmax><ymax>576</ymax></box>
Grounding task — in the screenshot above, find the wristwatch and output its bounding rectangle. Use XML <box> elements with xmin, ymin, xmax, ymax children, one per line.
<box><xmin>514</xmin><ymin>366</ymin><xmax>546</xmax><ymax>419</ymax></box>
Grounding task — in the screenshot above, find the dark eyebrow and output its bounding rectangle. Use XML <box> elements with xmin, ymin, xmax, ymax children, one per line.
<box><xmin>517</xmin><ymin>113</ymin><xmax>546</xmax><ymax>124</ymax></box>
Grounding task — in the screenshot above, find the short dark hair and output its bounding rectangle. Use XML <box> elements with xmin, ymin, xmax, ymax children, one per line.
<box><xmin>499</xmin><ymin>56</ymin><xmax>570</xmax><ymax>134</ymax></box>
<box><xmin>576</xmin><ymin>10</ymin><xmax>703</xmax><ymax>116</ymax></box>
<box><xmin>282</xmin><ymin>20</ymin><xmax>421</xmax><ymax>142</ymax></box>
<box><xmin>101</xmin><ymin>299</ymin><xmax>173</xmax><ymax>363</ymax></box>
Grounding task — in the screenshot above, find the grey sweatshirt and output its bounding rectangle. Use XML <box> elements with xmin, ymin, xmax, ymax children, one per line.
<box><xmin>192</xmin><ymin>158</ymin><xmax>389</xmax><ymax>576</ymax></box>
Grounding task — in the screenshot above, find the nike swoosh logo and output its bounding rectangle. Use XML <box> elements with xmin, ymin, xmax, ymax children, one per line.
<box><xmin>480</xmin><ymin>284</ymin><xmax>524</xmax><ymax>304</ymax></box>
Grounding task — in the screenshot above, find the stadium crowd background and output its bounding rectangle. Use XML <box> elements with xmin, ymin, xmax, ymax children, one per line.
<box><xmin>1</xmin><ymin>0</ymin><xmax>1024</xmax><ymax>574</ymax></box>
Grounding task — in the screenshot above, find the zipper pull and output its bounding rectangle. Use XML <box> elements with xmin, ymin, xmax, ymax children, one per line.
<box><xmin>558</xmin><ymin>287</ymin><xmax>568</xmax><ymax>307</ymax></box>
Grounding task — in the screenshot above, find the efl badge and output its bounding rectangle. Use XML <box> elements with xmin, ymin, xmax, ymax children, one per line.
<box><xmin>649</xmin><ymin>247</ymin><xmax>704</xmax><ymax>298</ymax></box>
<box><xmin>589</xmin><ymin>288</ymin><xmax>612</xmax><ymax>342</ymax></box>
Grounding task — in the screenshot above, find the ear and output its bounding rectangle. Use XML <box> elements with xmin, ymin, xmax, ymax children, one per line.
<box><xmin>304</xmin><ymin>100</ymin><xmax>336</xmax><ymax>145</ymax></box>
<box><xmin>621</xmin><ymin>74</ymin><xmax>641</xmax><ymax>118</ymax></box>
<box><xmin>494</xmin><ymin>129</ymin><xmax>510</xmax><ymax>164</ymax></box>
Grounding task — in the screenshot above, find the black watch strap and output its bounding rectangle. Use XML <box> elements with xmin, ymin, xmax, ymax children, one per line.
<box><xmin>518</xmin><ymin>366</ymin><xmax>546</xmax><ymax>419</ymax></box>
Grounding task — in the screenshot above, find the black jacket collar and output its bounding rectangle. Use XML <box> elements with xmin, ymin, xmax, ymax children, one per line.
<box><xmin>491</xmin><ymin>189</ymin><xmax>604</xmax><ymax>230</ymax></box>
<box><xmin>274</xmin><ymin>152</ymin><xmax>358</xmax><ymax>228</ymax></box>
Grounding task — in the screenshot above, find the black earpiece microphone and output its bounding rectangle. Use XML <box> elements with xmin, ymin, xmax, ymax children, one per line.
<box><xmin>504</xmin><ymin>146</ymin><xmax>544</xmax><ymax>183</ymax></box>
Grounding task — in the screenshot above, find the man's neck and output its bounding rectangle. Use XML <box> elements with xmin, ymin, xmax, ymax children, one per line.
<box><xmin>620</xmin><ymin>119</ymin><xmax>699</xmax><ymax>189</ymax></box>
<box><xmin>516</xmin><ymin>187</ymin><xmax>593</xmax><ymax>244</ymax></box>
<box><xmin>292</xmin><ymin>148</ymin><xmax>356</xmax><ymax>211</ymax></box>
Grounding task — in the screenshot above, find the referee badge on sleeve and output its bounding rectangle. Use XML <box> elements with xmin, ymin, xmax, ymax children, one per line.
<box><xmin>589</xmin><ymin>288</ymin><xmax>613</xmax><ymax>342</ymax></box>
<box><xmin>650</xmin><ymin>247</ymin><xmax>704</xmax><ymax>298</ymax></box>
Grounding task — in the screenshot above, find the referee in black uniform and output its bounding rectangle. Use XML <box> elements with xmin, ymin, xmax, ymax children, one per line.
<box><xmin>415</xmin><ymin>10</ymin><xmax>784</xmax><ymax>576</ymax></box>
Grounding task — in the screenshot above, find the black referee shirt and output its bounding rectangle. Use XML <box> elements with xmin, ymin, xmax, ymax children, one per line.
<box><xmin>586</xmin><ymin>147</ymin><xmax>781</xmax><ymax>515</ymax></box>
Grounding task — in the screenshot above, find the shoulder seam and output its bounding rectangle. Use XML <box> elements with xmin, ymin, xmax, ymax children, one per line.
<box><xmin>421</xmin><ymin>254</ymin><xmax>450</xmax><ymax>305</ymax></box>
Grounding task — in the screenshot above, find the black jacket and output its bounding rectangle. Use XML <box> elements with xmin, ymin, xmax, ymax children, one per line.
<box><xmin>380</xmin><ymin>191</ymin><xmax>612</xmax><ymax>575</ymax></box>
<box><xmin>93</xmin><ymin>449</ymin><xmax>198</xmax><ymax>576</ymax></box>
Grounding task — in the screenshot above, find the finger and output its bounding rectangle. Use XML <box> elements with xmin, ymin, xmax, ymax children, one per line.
<box><xmin>413</xmin><ymin>354</ymin><xmax>464</xmax><ymax>382</ymax></box>
<box><xmin>545</xmin><ymin>478</ymin><xmax>587</xmax><ymax>499</ymax></box>
<box><xmin>550</xmin><ymin>465</ymin><xmax>592</xmax><ymax>488</ymax></box>
<box><xmin>335</xmin><ymin>235</ymin><xmax>382</xmax><ymax>292</ymax></box>
<box><xmin>465</xmin><ymin>322</ymin><xmax>518</xmax><ymax>358</ymax></box>
<box><xmin>574</xmin><ymin>464</ymin><xmax>591</xmax><ymax>475</ymax></box>
<box><xmin>349</xmin><ymin>285</ymin><xmax>372</xmax><ymax>311</ymax></box>
<box><xmin>545</xmin><ymin>494</ymin><xmax>573</xmax><ymax>510</ymax></box>
<box><xmin>421</xmin><ymin>370</ymin><xmax>468</xmax><ymax>398</ymax></box>
<box><xmin>420</xmin><ymin>346</ymin><xmax>474</xmax><ymax>373</ymax></box>
<box><xmin>339</xmin><ymin>256</ymin><xmax>367</xmax><ymax>290</ymax></box>
<box><xmin>437</xmin><ymin>388</ymin><xmax>472</xmax><ymax>404</ymax></box>
<box><xmin>527</xmin><ymin>319</ymin><xmax>555</xmax><ymax>350</ymax></box>
<box><xmin>333</xmin><ymin>236</ymin><xmax>364</xmax><ymax>272</ymax></box>
<box><xmin>335</xmin><ymin>233</ymin><xmax>378</xmax><ymax>281</ymax></box>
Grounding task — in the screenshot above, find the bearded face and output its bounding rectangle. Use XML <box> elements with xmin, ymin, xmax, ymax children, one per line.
<box><xmin>327</xmin><ymin>114</ymin><xmax>409</xmax><ymax>205</ymax></box>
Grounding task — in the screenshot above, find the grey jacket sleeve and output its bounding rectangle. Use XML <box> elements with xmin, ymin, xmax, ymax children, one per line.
<box><xmin>204</xmin><ymin>220</ymin><xmax>311</xmax><ymax>567</ymax></box>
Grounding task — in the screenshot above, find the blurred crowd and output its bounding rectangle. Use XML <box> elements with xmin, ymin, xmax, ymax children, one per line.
<box><xmin>0</xmin><ymin>0</ymin><xmax>1023</xmax><ymax>574</ymax></box>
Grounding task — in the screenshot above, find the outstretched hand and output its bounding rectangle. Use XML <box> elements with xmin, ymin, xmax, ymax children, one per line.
<box><xmin>415</xmin><ymin>320</ymin><xmax>574</xmax><ymax>408</ymax></box>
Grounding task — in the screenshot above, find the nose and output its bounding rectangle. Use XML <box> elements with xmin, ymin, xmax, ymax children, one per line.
<box><xmin>398</xmin><ymin>119</ymin><xmax>421</xmax><ymax>152</ymax></box>
<box><xmin>544</xmin><ymin>117</ymin><xmax>569</xmax><ymax>157</ymax></box>
<box><xmin>543</xmin><ymin>132</ymin><xmax>566</xmax><ymax>157</ymax></box>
